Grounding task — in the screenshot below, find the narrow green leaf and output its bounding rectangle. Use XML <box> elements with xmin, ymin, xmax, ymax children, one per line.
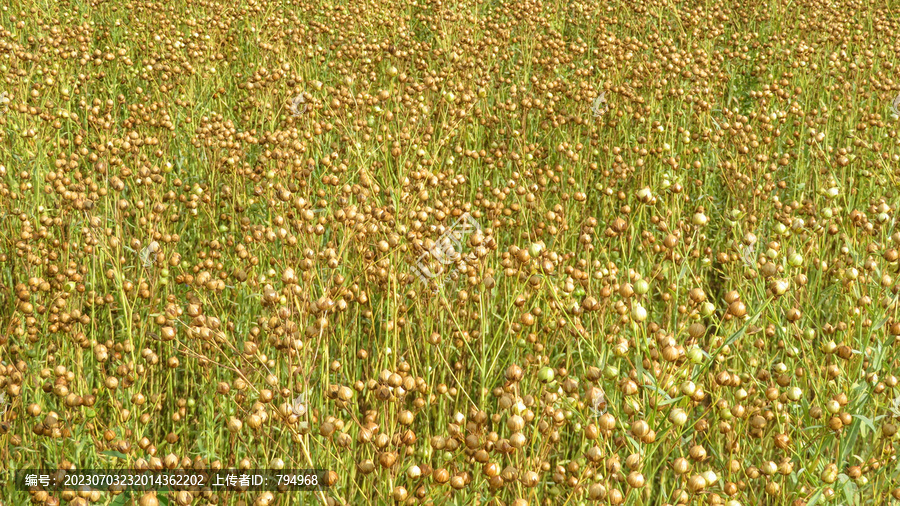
<box><xmin>852</xmin><ymin>414</ymin><xmax>875</xmax><ymax>437</ymax></box>
<box><xmin>806</xmin><ymin>489</ymin><xmax>823</xmax><ymax>506</ymax></box>
<box><xmin>109</xmin><ymin>492</ymin><xmax>131</xmax><ymax>506</ymax></box>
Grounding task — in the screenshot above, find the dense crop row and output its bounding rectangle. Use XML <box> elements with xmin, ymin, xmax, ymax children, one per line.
<box><xmin>1</xmin><ymin>0</ymin><xmax>900</xmax><ymax>504</ymax></box>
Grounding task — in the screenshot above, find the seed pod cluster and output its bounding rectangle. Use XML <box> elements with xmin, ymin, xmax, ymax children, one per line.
<box><xmin>3</xmin><ymin>0</ymin><xmax>900</xmax><ymax>505</ymax></box>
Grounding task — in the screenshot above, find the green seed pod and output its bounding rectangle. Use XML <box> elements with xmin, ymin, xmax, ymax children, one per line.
<box><xmin>538</xmin><ymin>367</ymin><xmax>555</xmax><ymax>383</ymax></box>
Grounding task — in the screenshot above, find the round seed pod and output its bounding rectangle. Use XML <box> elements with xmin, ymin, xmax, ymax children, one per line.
<box><xmin>673</xmin><ymin>457</ymin><xmax>690</xmax><ymax>475</ymax></box>
<box><xmin>728</xmin><ymin>300</ymin><xmax>747</xmax><ymax>317</ymax></box>
<box><xmin>449</xmin><ymin>474</ymin><xmax>465</xmax><ymax>490</ymax></box>
<box><xmin>626</xmin><ymin>471</ymin><xmax>645</xmax><ymax>488</ymax></box>
<box><xmin>137</xmin><ymin>493</ymin><xmax>159</xmax><ymax>506</ymax></box>
<box><xmin>883</xmin><ymin>423</ymin><xmax>898</xmax><ymax>438</ymax></box>
<box><xmin>392</xmin><ymin>486</ymin><xmax>408</xmax><ymax>502</ymax></box>
<box><xmin>433</xmin><ymin>468</ymin><xmax>450</xmax><ymax>484</ymax></box>
<box><xmin>687</xmin><ymin>474</ymin><xmax>707</xmax><ymax>493</ymax></box>
<box><xmin>357</xmin><ymin>460</ymin><xmax>375</xmax><ymax>475</ymax></box>
<box><xmin>507</xmin><ymin>415</ymin><xmax>525</xmax><ymax>432</ymax></box>
<box><xmin>379</xmin><ymin>452</ymin><xmax>397</xmax><ymax>469</ymax></box>
<box><xmin>687</xmin><ymin>322</ymin><xmax>706</xmax><ymax>339</ymax></box>
<box><xmin>521</xmin><ymin>471</ymin><xmax>539</xmax><ymax>487</ymax></box>
<box><xmin>587</xmin><ymin>483</ymin><xmax>607</xmax><ymax>500</ymax></box>
<box><xmin>608</xmin><ymin>488</ymin><xmax>624</xmax><ymax>504</ymax></box>
<box><xmin>630</xmin><ymin>420</ymin><xmax>650</xmax><ymax>438</ymax></box>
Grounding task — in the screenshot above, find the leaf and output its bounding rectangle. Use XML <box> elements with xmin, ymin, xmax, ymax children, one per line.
<box><xmin>806</xmin><ymin>489</ymin><xmax>823</xmax><ymax>506</ymax></box>
<box><xmin>101</xmin><ymin>450</ymin><xmax>128</xmax><ymax>460</ymax></box>
<box><xmin>891</xmin><ymin>395</ymin><xmax>900</xmax><ymax>418</ymax></box>
<box><xmin>109</xmin><ymin>492</ymin><xmax>131</xmax><ymax>506</ymax></box>
<box><xmin>871</xmin><ymin>343</ymin><xmax>885</xmax><ymax>372</ymax></box>
<box><xmin>623</xmin><ymin>434</ymin><xmax>641</xmax><ymax>452</ymax></box>
<box><xmin>839</xmin><ymin>418</ymin><xmax>862</xmax><ymax>466</ymax></box>
<box><xmin>658</xmin><ymin>395</ymin><xmax>685</xmax><ymax>407</ymax></box>
<box><xmin>852</xmin><ymin>414</ymin><xmax>875</xmax><ymax>438</ymax></box>
<box><xmin>841</xmin><ymin>479</ymin><xmax>858</xmax><ymax>505</ymax></box>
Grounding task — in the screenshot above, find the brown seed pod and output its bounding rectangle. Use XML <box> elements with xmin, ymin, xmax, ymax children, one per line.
<box><xmin>883</xmin><ymin>423</ymin><xmax>898</xmax><ymax>438</ymax></box>
<box><xmin>774</xmin><ymin>433</ymin><xmax>791</xmax><ymax>450</ymax></box>
<box><xmin>137</xmin><ymin>493</ymin><xmax>159</xmax><ymax>506</ymax></box>
<box><xmin>607</xmin><ymin>488</ymin><xmax>625</xmax><ymax>504</ymax></box>
<box><xmin>687</xmin><ymin>474</ymin><xmax>707</xmax><ymax>493</ymax></box>
<box><xmin>378</xmin><ymin>452</ymin><xmax>397</xmax><ymax>469</ymax></box>
<box><xmin>630</xmin><ymin>420</ymin><xmax>650</xmax><ymax>438</ymax></box>
<box><xmin>450</xmin><ymin>474</ymin><xmax>466</xmax><ymax>490</ymax></box>
<box><xmin>357</xmin><ymin>460</ymin><xmax>375</xmax><ymax>475</ymax></box>
<box><xmin>689</xmin><ymin>444</ymin><xmax>707</xmax><ymax>461</ymax></box>
<box><xmin>433</xmin><ymin>468</ymin><xmax>450</xmax><ymax>484</ymax></box>
<box><xmin>521</xmin><ymin>471</ymin><xmax>539</xmax><ymax>487</ymax></box>
<box><xmin>673</xmin><ymin>457</ymin><xmax>691</xmax><ymax>475</ymax></box>
<box><xmin>598</xmin><ymin>413</ymin><xmax>616</xmax><ymax>432</ymax></box>
<box><xmin>588</xmin><ymin>483</ymin><xmax>608</xmax><ymax>500</ymax></box>
<box><xmin>626</xmin><ymin>471</ymin><xmax>645</xmax><ymax>488</ymax></box>
<box><xmin>689</xmin><ymin>288</ymin><xmax>707</xmax><ymax>303</ymax></box>
<box><xmin>392</xmin><ymin>486</ymin><xmax>408</xmax><ymax>502</ymax></box>
<box><xmin>728</xmin><ymin>300</ymin><xmax>747</xmax><ymax>317</ymax></box>
<box><xmin>889</xmin><ymin>321</ymin><xmax>900</xmax><ymax>336</ymax></box>
<box><xmin>687</xmin><ymin>322</ymin><xmax>706</xmax><ymax>339</ymax></box>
